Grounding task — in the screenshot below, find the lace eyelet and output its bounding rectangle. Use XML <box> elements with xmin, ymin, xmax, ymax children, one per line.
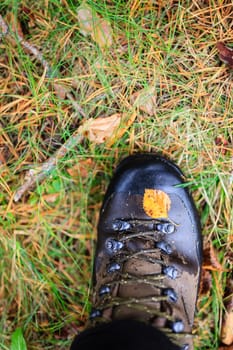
<box><xmin>105</xmin><ymin>238</ymin><xmax>124</xmax><ymax>253</ymax></box>
<box><xmin>112</xmin><ymin>219</ymin><xmax>131</xmax><ymax>231</ymax></box>
<box><xmin>163</xmin><ymin>288</ymin><xmax>178</xmax><ymax>303</ymax></box>
<box><xmin>99</xmin><ymin>285</ymin><xmax>111</xmax><ymax>296</ymax></box>
<box><xmin>180</xmin><ymin>344</ymin><xmax>189</xmax><ymax>350</ymax></box>
<box><xmin>90</xmin><ymin>309</ymin><xmax>102</xmax><ymax>319</ymax></box>
<box><xmin>107</xmin><ymin>262</ymin><xmax>121</xmax><ymax>273</ymax></box>
<box><xmin>155</xmin><ymin>241</ymin><xmax>172</xmax><ymax>254</ymax></box>
<box><xmin>156</xmin><ymin>223</ymin><xmax>175</xmax><ymax>234</ymax></box>
<box><xmin>163</xmin><ymin>266</ymin><xmax>178</xmax><ymax>279</ymax></box>
<box><xmin>171</xmin><ymin>320</ymin><xmax>184</xmax><ymax>333</ymax></box>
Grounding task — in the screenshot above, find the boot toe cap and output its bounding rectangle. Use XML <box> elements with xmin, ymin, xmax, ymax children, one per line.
<box><xmin>105</xmin><ymin>154</ymin><xmax>185</xmax><ymax>196</ymax></box>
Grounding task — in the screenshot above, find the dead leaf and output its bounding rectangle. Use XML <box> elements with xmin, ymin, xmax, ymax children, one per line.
<box><xmin>199</xmin><ymin>269</ymin><xmax>212</xmax><ymax>295</ymax></box>
<box><xmin>42</xmin><ymin>193</ymin><xmax>59</xmax><ymax>203</ymax></box>
<box><xmin>84</xmin><ymin>114</ymin><xmax>121</xmax><ymax>144</ymax></box>
<box><xmin>215</xmin><ymin>135</ymin><xmax>229</xmax><ymax>155</ymax></box>
<box><xmin>79</xmin><ymin>111</ymin><xmax>136</xmax><ymax>146</ymax></box>
<box><xmin>221</xmin><ymin>310</ymin><xmax>233</xmax><ymax>346</ymax></box>
<box><xmin>77</xmin><ymin>2</ymin><xmax>113</xmax><ymax>48</ymax></box>
<box><xmin>67</xmin><ymin>158</ymin><xmax>95</xmax><ymax>178</ymax></box>
<box><xmin>6</xmin><ymin>12</ymin><xmax>24</xmax><ymax>37</ymax></box>
<box><xmin>0</xmin><ymin>147</ymin><xmax>7</xmax><ymax>165</ymax></box>
<box><xmin>92</xmin><ymin>18</ymin><xmax>113</xmax><ymax>48</ymax></box>
<box><xmin>221</xmin><ymin>280</ymin><xmax>233</xmax><ymax>345</ymax></box>
<box><xmin>20</xmin><ymin>6</ymin><xmax>36</xmax><ymax>31</ymax></box>
<box><xmin>219</xmin><ymin>346</ymin><xmax>233</xmax><ymax>350</ymax></box>
<box><xmin>77</xmin><ymin>3</ymin><xmax>94</xmax><ymax>36</ymax></box>
<box><xmin>203</xmin><ymin>243</ymin><xmax>224</xmax><ymax>271</ymax></box>
<box><xmin>143</xmin><ymin>189</ymin><xmax>171</xmax><ymax>218</ymax></box>
<box><xmin>226</xmin><ymin>245</ymin><xmax>233</xmax><ymax>265</ymax></box>
<box><xmin>106</xmin><ymin>111</ymin><xmax>136</xmax><ymax>147</ymax></box>
<box><xmin>216</xmin><ymin>42</ymin><xmax>233</xmax><ymax>68</ymax></box>
<box><xmin>53</xmin><ymin>83</ymin><xmax>69</xmax><ymax>99</ymax></box>
<box><xmin>131</xmin><ymin>86</ymin><xmax>156</xmax><ymax>116</ymax></box>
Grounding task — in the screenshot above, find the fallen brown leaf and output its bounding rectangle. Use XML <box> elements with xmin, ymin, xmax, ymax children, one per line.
<box><xmin>203</xmin><ymin>242</ymin><xmax>224</xmax><ymax>272</ymax></box>
<box><xmin>84</xmin><ymin>114</ymin><xmax>121</xmax><ymax>144</ymax></box>
<box><xmin>42</xmin><ymin>193</ymin><xmax>60</xmax><ymax>203</ymax></box>
<box><xmin>216</xmin><ymin>42</ymin><xmax>233</xmax><ymax>68</ymax></box>
<box><xmin>221</xmin><ymin>311</ymin><xmax>233</xmax><ymax>346</ymax></box>
<box><xmin>67</xmin><ymin>158</ymin><xmax>95</xmax><ymax>178</ymax></box>
<box><xmin>6</xmin><ymin>12</ymin><xmax>24</xmax><ymax>37</ymax></box>
<box><xmin>53</xmin><ymin>83</ymin><xmax>69</xmax><ymax>99</ymax></box>
<box><xmin>131</xmin><ymin>86</ymin><xmax>156</xmax><ymax>116</ymax></box>
<box><xmin>93</xmin><ymin>18</ymin><xmax>113</xmax><ymax>48</ymax></box>
<box><xmin>199</xmin><ymin>269</ymin><xmax>212</xmax><ymax>295</ymax></box>
<box><xmin>106</xmin><ymin>111</ymin><xmax>136</xmax><ymax>147</ymax></box>
<box><xmin>215</xmin><ymin>135</ymin><xmax>229</xmax><ymax>155</ymax></box>
<box><xmin>0</xmin><ymin>147</ymin><xmax>7</xmax><ymax>165</ymax></box>
<box><xmin>77</xmin><ymin>2</ymin><xmax>113</xmax><ymax>48</ymax></box>
<box><xmin>76</xmin><ymin>3</ymin><xmax>94</xmax><ymax>36</ymax></box>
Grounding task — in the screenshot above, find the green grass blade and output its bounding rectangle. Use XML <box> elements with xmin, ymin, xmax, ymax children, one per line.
<box><xmin>10</xmin><ymin>328</ymin><xmax>27</xmax><ymax>350</ymax></box>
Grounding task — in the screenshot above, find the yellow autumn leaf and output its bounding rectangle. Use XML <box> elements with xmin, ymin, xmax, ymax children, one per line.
<box><xmin>143</xmin><ymin>189</ymin><xmax>171</xmax><ymax>218</ymax></box>
<box><xmin>77</xmin><ymin>2</ymin><xmax>113</xmax><ymax>48</ymax></box>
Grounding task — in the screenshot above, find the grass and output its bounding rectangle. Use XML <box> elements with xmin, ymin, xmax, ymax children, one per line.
<box><xmin>0</xmin><ymin>0</ymin><xmax>232</xmax><ymax>349</ymax></box>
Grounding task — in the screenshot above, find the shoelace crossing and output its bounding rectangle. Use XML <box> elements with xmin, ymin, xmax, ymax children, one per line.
<box><xmin>94</xmin><ymin>223</ymin><xmax>174</xmax><ymax>310</ymax></box>
<box><xmin>90</xmin><ymin>219</ymin><xmax>192</xmax><ymax>339</ymax></box>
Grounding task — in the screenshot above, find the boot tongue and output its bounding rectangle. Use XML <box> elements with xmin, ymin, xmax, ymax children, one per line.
<box><xmin>112</xmin><ymin>238</ymin><xmax>163</xmax><ymax>322</ymax></box>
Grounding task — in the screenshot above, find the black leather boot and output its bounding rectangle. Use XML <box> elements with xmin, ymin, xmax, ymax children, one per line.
<box><xmin>88</xmin><ymin>154</ymin><xmax>202</xmax><ymax>350</ymax></box>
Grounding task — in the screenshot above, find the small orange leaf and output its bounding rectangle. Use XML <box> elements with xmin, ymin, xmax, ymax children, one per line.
<box><xmin>143</xmin><ymin>189</ymin><xmax>171</xmax><ymax>218</ymax></box>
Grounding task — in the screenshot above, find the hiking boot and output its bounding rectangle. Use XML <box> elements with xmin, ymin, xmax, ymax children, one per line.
<box><xmin>89</xmin><ymin>154</ymin><xmax>202</xmax><ymax>350</ymax></box>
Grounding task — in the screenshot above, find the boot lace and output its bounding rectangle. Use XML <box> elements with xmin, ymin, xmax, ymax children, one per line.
<box><xmin>90</xmin><ymin>218</ymin><xmax>193</xmax><ymax>349</ymax></box>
